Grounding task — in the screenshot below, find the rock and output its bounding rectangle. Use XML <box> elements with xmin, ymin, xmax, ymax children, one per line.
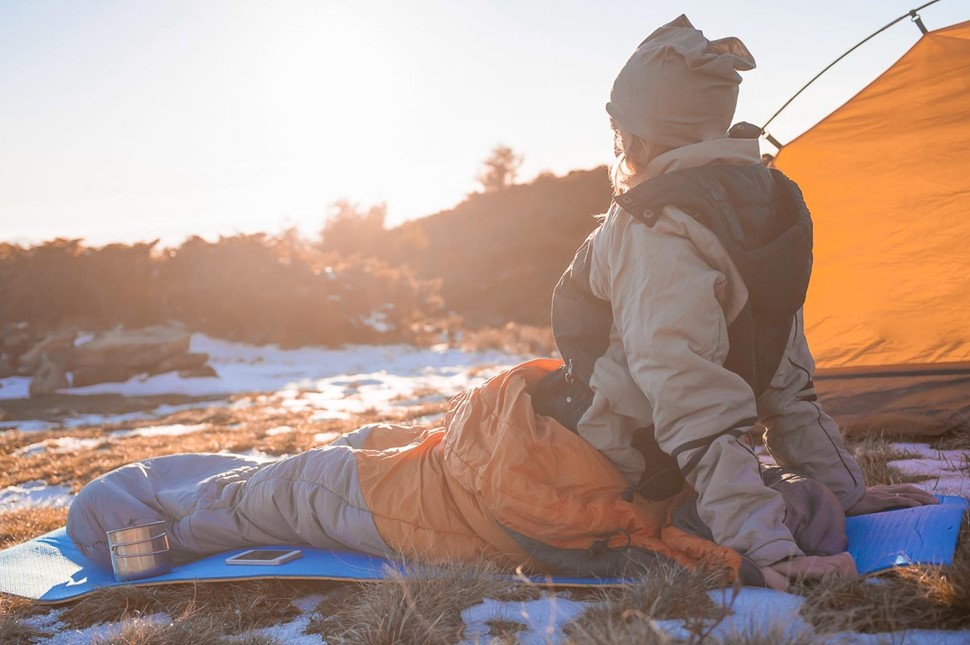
<box><xmin>29</xmin><ymin>357</ymin><xmax>69</xmax><ymax>397</ymax></box>
<box><xmin>178</xmin><ymin>365</ymin><xmax>218</xmax><ymax>379</ymax></box>
<box><xmin>72</xmin><ymin>365</ymin><xmax>141</xmax><ymax>388</ymax></box>
<box><xmin>149</xmin><ymin>352</ymin><xmax>210</xmax><ymax>375</ymax></box>
<box><xmin>19</xmin><ymin>331</ymin><xmax>77</xmax><ymax>376</ymax></box>
<box><xmin>72</xmin><ymin>325</ymin><xmax>190</xmax><ymax>372</ymax></box>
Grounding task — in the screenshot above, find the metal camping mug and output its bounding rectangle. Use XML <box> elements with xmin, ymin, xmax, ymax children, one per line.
<box><xmin>106</xmin><ymin>521</ymin><xmax>173</xmax><ymax>582</ymax></box>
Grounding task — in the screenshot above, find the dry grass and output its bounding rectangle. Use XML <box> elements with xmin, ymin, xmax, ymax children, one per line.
<box><xmin>844</xmin><ymin>436</ymin><xmax>928</xmax><ymax>486</ymax></box>
<box><xmin>0</xmin><ymin>594</ymin><xmax>47</xmax><ymax>645</ymax></box>
<box><xmin>931</xmin><ymin>423</ymin><xmax>970</xmax><ymax>451</ymax></box>
<box><xmin>483</xmin><ymin>618</ymin><xmax>528</xmax><ymax>643</ymax></box>
<box><xmin>59</xmin><ymin>580</ymin><xmax>324</xmax><ymax>633</ymax></box>
<box><xmin>93</xmin><ymin>615</ymin><xmax>283</xmax><ymax>645</ymax></box>
<box><xmin>563</xmin><ymin>560</ymin><xmax>730</xmax><ymax>645</ymax></box>
<box><xmin>0</xmin><ymin>507</ymin><xmax>69</xmax><ymax>549</ymax></box>
<box><xmin>308</xmin><ymin>561</ymin><xmax>540</xmax><ymax>645</ymax></box>
<box><xmin>707</xmin><ymin>624</ymin><xmax>820</xmax><ymax>644</ymax></box>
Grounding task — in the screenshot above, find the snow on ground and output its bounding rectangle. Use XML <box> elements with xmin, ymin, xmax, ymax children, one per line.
<box><xmin>890</xmin><ymin>442</ymin><xmax>969</xmax><ymax>496</ymax></box>
<box><xmin>460</xmin><ymin>588</ymin><xmax>970</xmax><ymax>644</ymax></box>
<box><xmin>53</xmin><ymin>335</ymin><xmax>520</xmax><ymax>399</ymax></box>
<box><xmin>0</xmin><ymin>334</ymin><xmax>522</xmax><ymax>435</ymax></box>
<box><xmin>110</xmin><ymin>422</ymin><xmax>208</xmax><ymax>439</ymax></box>
<box><xmin>0</xmin><ymin>400</ymin><xmax>226</xmax><ymax>435</ymax></box>
<box><xmin>0</xmin><ymin>479</ymin><xmax>74</xmax><ymax>510</ymax></box>
<box><xmin>462</xmin><ymin>596</ymin><xmax>589</xmax><ymax>645</ymax></box>
<box><xmin>13</xmin><ymin>436</ymin><xmax>105</xmax><ymax>457</ymax></box>
<box><xmin>23</xmin><ymin>609</ymin><xmax>171</xmax><ymax>645</ymax></box>
<box><xmin>218</xmin><ymin>446</ymin><xmax>284</xmax><ymax>462</ymax></box>
<box><xmin>0</xmin><ymin>376</ymin><xmax>30</xmax><ymax>400</ymax></box>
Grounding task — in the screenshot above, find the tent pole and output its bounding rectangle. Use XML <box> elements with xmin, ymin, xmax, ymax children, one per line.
<box><xmin>760</xmin><ymin>0</ymin><xmax>944</xmax><ymax>136</ymax></box>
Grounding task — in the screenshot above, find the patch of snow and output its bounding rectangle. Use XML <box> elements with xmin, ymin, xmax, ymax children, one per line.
<box><xmin>461</xmin><ymin>596</ymin><xmax>589</xmax><ymax>645</ymax></box>
<box><xmin>652</xmin><ymin>587</ymin><xmax>970</xmax><ymax>645</ymax></box>
<box><xmin>889</xmin><ymin>442</ymin><xmax>969</xmax><ymax>496</ymax></box>
<box><xmin>19</xmin><ymin>607</ymin><xmax>64</xmax><ymax>634</ymax></box>
<box><xmin>218</xmin><ymin>448</ymin><xmax>280</xmax><ymax>462</ymax></box>
<box><xmin>67</xmin><ymin>400</ymin><xmax>226</xmax><ymax>431</ymax></box>
<box><xmin>73</xmin><ymin>333</ymin><xmax>96</xmax><ymax>347</ymax></box>
<box><xmin>289</xmin><ymin>367</ymin><xmax>504</xmax><ymax>423</ymax></box>
<box><xmin>0</xmin><ymin>479</ymin><xmax>74</xmax><ymax>510</ymax></box>
<box><xmin>313</xmin><ymin>431</ymin><xmax>342</xmax><ymax>444</ymax></box>
<box><xmin>13</xmin><ymin>436</ymin><xmax>105</xmax><ymax>457</ymax></box>
<box><xmin>0</xmin><ymin>419</ymin><xmax>59</xmax><ymax>433</ymax></box>
<box><xmin>63</xmin><ymin>410</ymin><xmax>158</xmax><ymax>429</ymax></box>
<box><xmin>308</xmin><ymin>409</ymin><xmax>351</xmax><ymax>421</ymax></box>
<box><xmin>27</xmin><ymin>612</ymin><xmax>171</xmax><ymax>645</ymax></box>
<box><xmin>362</xmin><ymin>308</ymin><xmax>394</xmax><ymax>334</ymax></box>
<box><xmin>266</xmin><ymin>425</ymin><xmax>294</xmax><ymax>436</ymax></box>
<box><xmin>655</xmin><ymin>588</ymin><xmax>811</xmax><ymax>642</ymax></box>
<box><xmin>0</xmin><ymin>376</ymin><xmax>31</xmax><ymax>400</ymax></box>
<box><xmin>0</xmin><ymin>399</ymin><xmax>226</xmax><ymax>436</ymax></box>
<box><xmin>292</xmin><ymin>593</ymin><xmax>328</xmax><ymax>612</ymax></box>
<box><xmin>110</xmin><ymin>422</ymin><xmax>208</xmax><ymax>439</ymax></box>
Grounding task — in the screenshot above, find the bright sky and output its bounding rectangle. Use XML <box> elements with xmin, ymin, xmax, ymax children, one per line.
<box><xmin>1</xmin><ymin>0</ymin><xmax>964</xmax><ymax>248</ymax></box>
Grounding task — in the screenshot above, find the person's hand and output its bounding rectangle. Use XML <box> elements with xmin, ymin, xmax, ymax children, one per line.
<box><xmin>845</xmin><ymin>484</ymin><xmax>939</xmax><ymax>517</ymax></box>
<box><xmin>762</xmin><ymin>552</ymin><xmax>858</xmax><ymax>591</ymax></box>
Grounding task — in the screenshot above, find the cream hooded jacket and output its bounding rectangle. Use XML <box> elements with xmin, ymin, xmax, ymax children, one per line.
<box><xmin>575</xmin><ymin>136</ymin><xmax>865</xmax><ymax>566</ymax></box>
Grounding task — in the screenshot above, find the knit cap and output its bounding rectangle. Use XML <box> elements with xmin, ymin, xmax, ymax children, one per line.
<box><xmin>606</xmin><ymin>15</ymin><xmax>756</xmax><ymax>148</ymax></box>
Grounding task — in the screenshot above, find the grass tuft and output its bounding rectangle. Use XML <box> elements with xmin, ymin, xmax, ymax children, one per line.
<box><xmin>929</xmin><ymin>422</ymin><xmax>970</xmax><ymax>451</ymax></box>
<box><xmin>308</xmin><ymin>560</ymin><xmax>539</xmax><ymax>645</ymax></box>
<box><xmin>563</xmin><ymin>560</ymin><xmax>728</xmax><ymax>645</ymax></box>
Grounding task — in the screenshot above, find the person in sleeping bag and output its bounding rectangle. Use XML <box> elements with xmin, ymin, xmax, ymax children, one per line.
<box><xmin>536</xmin><ymin>14</ymin><xmax>937</xmax><ymax>589</ymax></box>
<box><xmin>67</xmin><ymin>15</ymin><xmax>936</xmax><ymax>592</ymax></box>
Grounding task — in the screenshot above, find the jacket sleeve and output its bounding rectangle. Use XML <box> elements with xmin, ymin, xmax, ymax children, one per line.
<box><xmin>607</xmin><ymin>211</ymin><xmax>804</xmax><ymax>566</ymax></box>
<box><xmin>757</xmin><ymin>312</ymin><xmax>866</xmax><ymax>510</ymax></box>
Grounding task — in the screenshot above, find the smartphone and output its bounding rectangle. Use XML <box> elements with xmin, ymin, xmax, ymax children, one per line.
<box><xmin>225</xmin><ymin>549</ymin><xmax>302</xmax><ymax>566</ymax></box>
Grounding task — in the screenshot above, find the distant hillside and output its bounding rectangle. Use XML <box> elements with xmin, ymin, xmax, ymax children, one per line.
<box><xmin>0</xmin><ymin>166</ymin><xmax>613</xmax><ymax>349</ymax></box>
<box><xmin>385</xmin><ymin>166</ymin><xmax>612</xmax><ymax>326</ymax></box>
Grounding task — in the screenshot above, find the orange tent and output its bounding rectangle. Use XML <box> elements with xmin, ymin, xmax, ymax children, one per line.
<box><xmin>773</xmin><ymin>20</ymin><xmax>970</xmax><ymax>370</ymax></box>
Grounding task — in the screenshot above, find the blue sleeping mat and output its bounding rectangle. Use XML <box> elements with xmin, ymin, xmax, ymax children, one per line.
<box><xmin>1</xmin><ymin>495</ymin><xmax>965</xmax><ymax>604</ymax></box>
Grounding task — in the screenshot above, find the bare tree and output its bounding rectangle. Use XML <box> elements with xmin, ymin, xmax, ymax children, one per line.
<box><xmin>476</xmin><ymin>145</ymin><xmax>523</xmax><ymax>192</ymax></box>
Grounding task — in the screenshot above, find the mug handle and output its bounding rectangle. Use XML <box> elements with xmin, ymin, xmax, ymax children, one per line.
<box><xmin>110</xmin><ymin>532</ymin><xmax>169</xmax><ymax>555</ymax></box>
<box><xmin>111</xmin><ymin>546</ymin><xmax>171</xmax><ymax>558</ymax></box>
